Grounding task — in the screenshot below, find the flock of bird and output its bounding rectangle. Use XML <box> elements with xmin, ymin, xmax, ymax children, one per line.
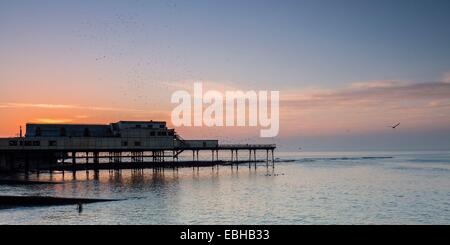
<box><xmin>73</xmin><ymin>6</ymin><xmax>404</xmax><ymax>154</ymax></box>
<box><xmin>73</xmin><ymin>2</ymin><xmax>196</xmax><ymax>112</ymax></box>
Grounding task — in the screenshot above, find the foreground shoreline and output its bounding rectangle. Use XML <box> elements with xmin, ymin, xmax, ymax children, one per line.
<box><xmin>0</xmin><ymin>195</ymin><xmax>121</xmax><ymax>209</ymax></box>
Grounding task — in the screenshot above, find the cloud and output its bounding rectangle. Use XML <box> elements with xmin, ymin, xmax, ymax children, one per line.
<box><xmin>350</xmin><ymin>80</ymin><xmax>408</xmax><ymax>89</ymax></box>
<box><xmin>427</xmin><ymin>99</ymin><xmax>450</xmax><ymax>108</ymax></box>
<box><xmin>34</xmin><ymin>118</ymin><xmax>74</xmax><ymax>124</ymax></box>
<box><xmin>2</xmin><ymin>103</ymin><xmax>77</xmax><ymax>109</ymax></box>
<box><xmin>279</xmin><ymin>80</ymin><xmax>450</xmax><ymax>136</ymax></box>
<box><xmin>282</xmin><ymin>81</ymin><xmax>450</xmax><ymax>109</ymax></box>
<box><xmin>442</xmin><ymin>71</ymin><xmax>450</xmax><ymax>83</ymax></box>
<box><xmin>0</xmin><ymin>102</ymin><xmax>146</xmax><ymax>113</ymax></box>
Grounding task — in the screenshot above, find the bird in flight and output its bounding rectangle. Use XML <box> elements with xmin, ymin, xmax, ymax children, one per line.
<box><xmin>389</xmin><ymin>123</ymin><xmax>401</xmax><ymax>129</ymax></box>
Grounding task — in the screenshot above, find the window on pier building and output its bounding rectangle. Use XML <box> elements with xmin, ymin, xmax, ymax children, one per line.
<box><xmin>134</xmin><ymin>141</ymin><xmax>141</xmax><ymax>147</ymax></box>
<box><xmin>33</xmin><ymin>141</ymin><xmax>40</xmax><ymax>146</ymax></box>
<box><xmin>150</xmin><ymin>131</ymin><xmax>155</xmax><ymax>136</ymax></box>
<box><xmin>35</xmin><ymin>127</ymin><xmax>42</xmax><ymax>137</ymax></box>
<box><xmin>121</xmin><ymin>141</ymin><xmax>128</xmax><ymax>147</ymax></box>
<box><xmin>8</xmin><ymin>141</ymin><xmax>18</xmax><ymax>146</ymax></box>
<box><xmin>83</xmin><ymin>128</ymin><xmax>91</xmax><ymax>137</ymax></box>
<box><xmin>60</xmin><ymin>128</ymin><xmax>67</xmax><ymax>137</ymax></box>
<box><xmin>49</xmin><ymin>141</ymin><xmax>57</xmax><ymax>147</ymax></box>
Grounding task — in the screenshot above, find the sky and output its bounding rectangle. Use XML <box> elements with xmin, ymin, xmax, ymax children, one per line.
<box><xmin>1</xmin><ymin>0</ymin><xmax>450</xmax><ymax>151</ymax></box>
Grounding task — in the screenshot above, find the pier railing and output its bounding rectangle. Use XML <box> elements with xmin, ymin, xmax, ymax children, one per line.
<box><xmin>218</xmin><ymin>144</ymin><xmax>276</xmax><ymax>149</ymax></box>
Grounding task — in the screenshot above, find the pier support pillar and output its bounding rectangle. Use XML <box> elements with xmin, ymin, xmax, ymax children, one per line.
<box><xmin>254</xmin><ymin>150</ymin><xmax>257</xmax><ymax>169</ymax></box>
<box><xmin>231</xmin><ymin>150</ymin><xmax>234</xmax><ymax>169</ymax></box>
<box><xmin>72</xmin><ymin>152</ymin><xmax>76</xmax><ymax>170</ymax></box>
<box><xmin>25</xmin><ymin>152</ymin><xmax>29</xmax><ymax>173</ymax></box>
<box><xmin>173</xmin><ymin>150</ymin><xmax>175</xmax><ymax>165</ymax></box>
<box><xmin>192</xmin><ymin>150</ymin><xmax>195</xmax><ymax>170</ymax></box>
<box><xmin>93</xmin><ymin>152</ymin><xmax>99</xmax><ymax>170</ymax></box>
<box><xmin>211</xmin><ymin>150</ymin><xmax>215</xmax><ymax>170</ymax></box>
<box><xmin>236</xmin><ymin>150</ymin><xmax>239</xmax><ymax>170</ymax></box>
<box><xmin>249</xmin><ymin>150</ymin><xmax>251</xmax><ymax>169</ymax></box>
<box><xmin>272</xmin><ymin>149</ymin><xmax>275</xmax><ymax>169</ymax></box>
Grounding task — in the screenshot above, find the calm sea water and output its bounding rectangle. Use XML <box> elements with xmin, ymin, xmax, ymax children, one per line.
<box><xmin>1</xmin><ymin>151</ymin><xmax>449</xmax><ymax>225</ymax></box>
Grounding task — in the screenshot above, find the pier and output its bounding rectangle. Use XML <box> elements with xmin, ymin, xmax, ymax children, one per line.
<box><xmin>0</xmin><ymin>121</ymin><xmax>276</xmax><ymax>173</ymax></box>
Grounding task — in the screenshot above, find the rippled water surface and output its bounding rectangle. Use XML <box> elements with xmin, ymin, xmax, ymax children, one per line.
<box><xmin>1</xmin><ymin>151</ymin><xmax>449</xmax><ymax>224</ymax></box>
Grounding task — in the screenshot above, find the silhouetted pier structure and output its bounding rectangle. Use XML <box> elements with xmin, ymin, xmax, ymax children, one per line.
<box><xmin>0</xmin><ymin>121</ymin><xmax>276</xmax><ymax>173</ymax></box>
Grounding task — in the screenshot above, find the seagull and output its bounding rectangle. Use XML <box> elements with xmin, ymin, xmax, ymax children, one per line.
<box><xmin>390</xmin><ymin>123</ymin><xmax>401</xmax><ymax>129</ymax></box>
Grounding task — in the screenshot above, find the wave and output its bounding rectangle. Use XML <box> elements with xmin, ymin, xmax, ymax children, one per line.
<box><xmin>408</xmin><ymin>159</ymin><xmax>450</xmax><ymax>164</ymax></box>
<box><xmin>275</xmin><ymin>156</ymin><xmax>393</xmax><ymax>163</ymax></box>
<box><xmin>318</xmin><ymin>156</ymin><xmax>393</xmax><ymax>161</ymax></box>
<box><xmin>393</xmin><ymin>166</ymin><xmax>450</xmax><ymax>172</ymax></box>
<box><xmin>274</xmin><ymin>159</ymin><xmax>298</xmax><ymax>163</ymax></box>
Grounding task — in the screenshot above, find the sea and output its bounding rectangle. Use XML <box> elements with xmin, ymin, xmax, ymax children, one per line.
<box><xmin>0</xmin><ymin>151</ymin><xmax>449</xmax><ymax>225</ymax></box>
